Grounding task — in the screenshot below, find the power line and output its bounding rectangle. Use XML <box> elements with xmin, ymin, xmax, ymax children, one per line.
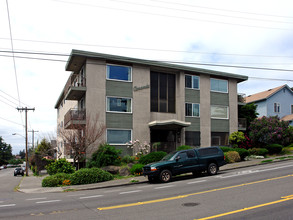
<box><xmin>49</xmin><ymin>0</ymin><xmax>292</xmax><ymax>31</ymax></box>
<box><xmin>0</xmin><ymin>99</ymin><xmax>16</xmax><ymax>109</ymax></box>
<box><xmin>0</xmin><ymin>116</ymin><xmax>24</xmax><ymax>127</ymax></box>
<box><xmin>0</xmin><ymin>89</ymin><xmax>31</xmax><ymax>107</ymax></box>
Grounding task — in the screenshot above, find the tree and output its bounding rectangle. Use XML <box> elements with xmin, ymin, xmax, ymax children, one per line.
<box><xmin>59</xmin><ymin>114</ymin><xmax>106</xmax><ymax>170</ymax></box>
<box><xmin>0</xmin><ymin>137</ymin><xmax>13</xmax><ymax>165</ymax></box>
<box><xmin>239</xmin><ymin>103</ymin><xmax>259</xmax><ymax>129</ymax></box>
<box><xmin>249</xmin><ymin>116</ymin><xmax>293</xmax><ymax>147</ymax></box>
<box><xmin>18</xmin><ymin>149</ymin><xmax>25</xmax><ymax>159</ymax></box>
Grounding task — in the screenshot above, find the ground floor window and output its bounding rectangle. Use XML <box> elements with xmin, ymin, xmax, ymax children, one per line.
<box><xmin>211</xmin><ymin>132</ymin><xmax>229</xmax><ymax>146</ymax></box>
<box><xmin>107</xmin><ymin>129</ymin><xmax>132</xmax><ymax>144</ymax></box>
<box><xmin>185</xmin><ymin>131</ymin><xmax>200</xmax><ymax>147</ymax></box>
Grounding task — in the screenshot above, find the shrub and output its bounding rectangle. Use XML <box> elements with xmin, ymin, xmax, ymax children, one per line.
<box><xmin>69</xmin><ymin>168</ymin><xmax>113</xmax><ymax>185</ymax></box>
<box><xmin>265</xmin><ymin>144</ymin><xmax>283</xmax><ymax>154</ymax></box>
<box><xmin>121</xmin><ymin>155</ymin><xmax>135</xmax><ymax>164</ymax></box>
<box><xmin>233</xmin><ymin>148</ymin><xmax>250</xmax><ymax>161</ymax></box>
<box><xmin>225</xmin><ymin>151</ymin><xmax>241</xmax><ymax>163</ymax></box>
<box><xmin>248</xmin><ymin>148</ymin><xmax>268</xmax><ymax>156</ymax></box>
<box><xmin>139</xmin><ymin>151</ymin><xmax>167</xmax><ymax>165</ymax></box>
<box><xmin>45</xmin><ymin>159</ymin><xmax>75</xmax><ymax>175</ymax></box>
<box><xmin>229</xmin><ymin>131</ymin><xmax>245</xmax><ymax>147</ymax></box>
<box><xmin>176</xmin><ymin>145</ymin><xmax>192</xmax><ymax>151</ymax></box>
<box><xmin>220</xmin><ymin>146</ymin><xmax>233</xmax><ymax>152</ymax></box>
<box><xmin>42</xmin><ymin>173</ymin><xmax>71</xmax><ymax>187</ymax></box>
<box><xmin>130</xmin><ymin>163</ymin><xmax>144</xmax><ymax>175</ymax></box>
<box><xmin>87</xmin><ymin>144</ymin><xmax>121</xmax><ymax>168</ymax></box>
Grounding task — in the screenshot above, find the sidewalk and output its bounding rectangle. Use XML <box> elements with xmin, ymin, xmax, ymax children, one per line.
<box><xmin>18</xmin><ymin>155</ymin><xmax>293</xmax><ymax>194</ymax></box>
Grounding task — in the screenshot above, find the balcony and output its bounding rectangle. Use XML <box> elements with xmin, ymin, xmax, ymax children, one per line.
<box><xmin>64</xmin><ymin>108</ymin><xmax>86</xmax><ymax>129</ymax></box>
<box><xmin>238</xmin><ymin>118</ymin><xmax>247</xmax><ymax>131</ymax></box>
<box><xmin>64</xmin><ymin>75</ymin><xmax>86</xmax><ymax>101</ymax></box>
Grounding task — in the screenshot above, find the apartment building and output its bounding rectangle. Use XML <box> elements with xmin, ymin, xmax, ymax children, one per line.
<box><xmin>55</xmin><ymin>50</ymin><xmax>248</xmax><ymax>158</ymax></box>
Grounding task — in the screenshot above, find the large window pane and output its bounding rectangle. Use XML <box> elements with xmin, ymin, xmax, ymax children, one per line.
<box><xmin>185</xmin><ymin>103</ymin><xmax>192</xmax><ymax>116</ymax></box>
<box><xmin>107</xmin><ymin>65</ymin><xmax>131</xmax><ymax>81</ymax></box>
<box><xmin>185</xmin><ymin>75</ymin><xmax>192</xmax><ymax>88</ymax></box>
<box><xmin>185</xmin><ymin>131</ymin><xmax>200</xmax><ymax>146</ymax></box>
<box><xmin>211</xmin><ymin>78</ymin><xmax>228</xmax><ymax>93</ymax></box>
<box><xmin>107</xmin><ymin>129</ymin><xmax>131</xmax><ymax>144</ymax></box>
<box><xmin>185</xmin><ymin>103</ymin><xmax>200</xmax><ymax>117</ymax></box>
<box><xmin>192</xmin><ymin>104</ymin><xmax>200</xmax><ymax>117</ymax></box>
<box><xmin>211</xmin><ymin>106</ymin><xmax>228</xmax><ymax>119</ymax></box>
<box><xmin>107</xmin><ymin>97</ymin><xmax>131</xmax><ymax>112</ymax></box>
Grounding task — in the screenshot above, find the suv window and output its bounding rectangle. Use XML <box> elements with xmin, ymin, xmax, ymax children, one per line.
<box><xmin>178</xmin><ymin>152</ymin><xmax>187</xmax><ymax>160</ymax></box>
<box><xmin>198</xmin><ymin>148</ymin><xmax>219</xmax><ymax>156</ymax></box>
<box><xmin>186</xmin><ymin>150</ymin><xmax>196</xmax><ymax>158</ymax></box>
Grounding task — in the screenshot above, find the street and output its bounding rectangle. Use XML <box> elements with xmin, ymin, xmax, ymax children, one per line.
<box><xmin>0</xmin><ymin>161</ymin><xmax>293</xmax><ymax>220</ymax></box>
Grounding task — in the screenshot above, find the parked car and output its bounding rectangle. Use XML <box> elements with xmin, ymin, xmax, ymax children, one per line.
<box><xmin>143</xmin><ymin>146</ymin><xmax>226</xmax><ymax>183</ymax></box>
<box><xmin>14</xmin><ymin>167</ymin><xmax>24</xmax><ymax>176</ymax></box>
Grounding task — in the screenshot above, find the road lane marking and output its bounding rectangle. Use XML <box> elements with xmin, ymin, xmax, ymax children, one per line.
<box><xmin>154</xmin><ymin>185</ymin><xmax>175</xmax><ymax>189</ymax></box>
<box><xmin>26</xmin><ymin>197</ymin><xmax>47</xmax><ymax>201</ymax></box>
<box><xmin>97</xmin><ymin>174</ymin><xmax>293</xmax><ymax>211</ymax></box>
<box><xmin>195</xmin><ymin>194</ymin><xmax>293</xmax><ymax>220</ymax></box>
<box><xmin>119</xmin><ymin>190</ymin><xmax>142</xmax><ymax>195</ymax></box>
<box><xmin>0</xmin><ymin>204</ymin><xmax>16</xmax><ymax>208</ymax></box>
<box><xmin>79</xmin><ymin>195</ymin><xmax>104</xmax><ymax>199</ymax></box>
<box><xmin>36</xmin><ymin>200</ymin><xmax>61</xmax><ymax>204</ymax></box>
<box><xmin>187</xmin><ymin>180</ymin><xmax>207</xmax><ymax>184</ymax></box>
<box><xmin>66</xmin><ymin>194</ymin><xmax>86</xmax><ymax>197</ymax></box>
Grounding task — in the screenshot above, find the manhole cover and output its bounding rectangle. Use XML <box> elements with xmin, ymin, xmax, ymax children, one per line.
<box><xmin>182</xmin><ymin>203</ymin><xmax>199</xmax><ymax>207</ymax></box>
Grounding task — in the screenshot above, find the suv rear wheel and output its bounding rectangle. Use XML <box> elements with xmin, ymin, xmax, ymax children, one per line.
<box><xmin>159</xmin><ymin>170</ymin><xmax>172</xmax><ymax>183</ymax></box>
<box><xmin>207</xmin><ymin>163</ymin><xmax>218</xmax><ymax>175</ymax></box>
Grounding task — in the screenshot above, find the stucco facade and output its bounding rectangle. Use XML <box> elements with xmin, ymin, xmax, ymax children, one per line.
<box><xmin>55</xmin><ymin>50</ymin><xmax>247</xmax><ymax>158</ymax></box>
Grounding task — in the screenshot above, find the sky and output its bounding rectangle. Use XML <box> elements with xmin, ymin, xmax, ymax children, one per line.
<box><xmin>0</xmin><ymin>0</ymin><xmax>293</xmax><ymax>154</ymax></box>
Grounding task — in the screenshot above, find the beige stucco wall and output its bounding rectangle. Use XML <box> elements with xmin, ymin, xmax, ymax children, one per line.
<box><xmin>200</xmin><ymin>74</ymin><xmax>211</xmax><ymax>147</ymax></box>
<box><xmin>229</xmin><ymin>79</ymin><xmax>238</xmax><ymax>134</ymax></box>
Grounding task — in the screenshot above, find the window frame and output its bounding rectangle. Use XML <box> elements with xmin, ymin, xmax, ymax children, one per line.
<box><xmin>211</xmin><ymin>105</ymin><xmax>229</xmax><ymax>119</ymax></box>
<box><xmin>185</xmin><ymin>102</ymin><xmax>200</xmax><ymax>117</ymax></box>
<box><xmin>106</xmin><ymin>129</ymin><xmax>132</xmax><ymax>145</ymax></box>
<box><xmin>185</xmin><ymin>74</ymin><xmax>200</xmax><ymax>90</ymax></box>
<box><xmin>106</xmin><ymin>64</ymin><xmax>132</xmax><ymax>82</ymax></box>
<box><xmin>274</xmin><ymin>103</ymin><xmax>280</xmax><ymax>113</ymax></box>
<box><xmin>210</xmin><ymin>78</ymin><xmax>228</xmax><ymax>93</ymax></box>
<box><xmin>106</xmin><ymin>96</ymin><xmax>132</xmax><ymax>113</ymax></box>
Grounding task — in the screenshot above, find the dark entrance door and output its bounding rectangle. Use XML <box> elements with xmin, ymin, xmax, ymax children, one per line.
<box><xmin>150</xmin><ymin>129</ymin><xmax>177</xmax><ymax>153</ymax></box>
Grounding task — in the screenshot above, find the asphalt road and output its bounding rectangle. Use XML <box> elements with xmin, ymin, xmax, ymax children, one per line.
<box><xmin>1</xmin><ymin>161</ymin><xmax>293</xmax><ymax>220</ymax></box>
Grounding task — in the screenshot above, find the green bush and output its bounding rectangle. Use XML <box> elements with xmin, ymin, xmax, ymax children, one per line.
<box><xmin>69</xmin><ymin>168</ymin><xmax>113</xmax><ymax>185</ymax></box>
<box><xmin>42</xmin><ymin>173</ymin><xmax>71</xmax><ymax>187</ymax></box>
<box><xmin>225</xmin><ymin>151</ymin><xmax>241</xmax><ymax>163</ymax></box>
<box><xmin>87</xmin><ymin>143</ymin><xmax>121</xmax><ymax>168</ymax></box>
<box><xmin>176</xmin><ymin>145</ymin><xmax>192</xmax><ymax>151</ymax></box>
<box><xmin>130</xmin><ymin>163</ymin><xmax>144</xmax><ymax>175</ymax></box>
<box><xmin>233</xmin><ymin>148</ymin><xmax>250</xmax><ymax>161</ymax></box>
<box><xmin>121</xmin><ymin>155</ymin><xmax>135</xmax><ymax>164</ymax></box>
<box><xmin>248</xmin><ymin>148</ymin><xmax>268</xmax><ymax>156</ymax></box>
<box><xmin>265</xmin><ymin>144</ymin><xmax>283</xmax><ymax>154</ymax></box>
<box><xmin>139</xmin><ymin>151</ymin><xmax>167</xmax><ymax>165</ymax></box>
<box><xmin>45</xmin><ymin>159</ymin><xmax>75</xmax><ymax>175</ymax></box>
<box><xmin>220</xmin><ymin>146</ymin><xmax>233</xmax><ymax>152</ymax></box>
<box><xmin>229</xmin><ymin>131</ymin><xmax>245</xmax><ymax>147</ymax></box>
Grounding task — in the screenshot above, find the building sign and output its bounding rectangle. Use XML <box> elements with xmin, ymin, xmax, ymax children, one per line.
<box><xmin>133</xmin><ymin>84</ymin><xmax>150</xmax><ymax>92</ymax></box>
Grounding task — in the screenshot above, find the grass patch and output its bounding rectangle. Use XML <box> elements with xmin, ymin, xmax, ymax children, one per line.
<box><xmin>129</xmin><ymin>179</ymin><xmax>139</xmax><ymax>183</ymax></box>
<box><xmin>63</xmin><ymin>189</ymin><xmax>77</xmax><ymax>192</ymax></box>
<box><xmin>261</xmin><ymin>159</ymin><xmax>273</xmax><ymax>163</ymax></box>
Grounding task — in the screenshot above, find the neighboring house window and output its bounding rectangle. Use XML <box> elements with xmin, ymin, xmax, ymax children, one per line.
<box><xmin>210</xmin><ymin>78</ymin><xmax>228</xmax><ymax>93</ymax></box>
<box><xmin>107</xmin><ymin>129</ymin><xmax>132</xmax><ymax>144</ymax></box>
<box><xmin>291</xmin><ymin>105</ymin><xmax>293</xmax><ymax>114</ymax></box>
<box><xmin>185</xmin><ymin>131</ymin><xmax>200</xmax><ymax>146</ymax></box>
<box><xmin>151</xmin><ymin>71</ymin><xmax>175</xmax><ymax>113</ymax></box>
<box><xmin>185</xmin><ymin>103</ymin><xmax>200</xmax><ymax>117</ymax></box>
<box><xmin>106</xmin><ymin>64</ymin><xmax>132</xmax><ymax>81</ymax></box>
<box><xmin>185</xmin><ymin>75</ymin><xmax>199</xmax><ymax>89</ymax></box>
<box><xmin>107</xmin><ymin>97</ymin><xmax>132</xmax><ymax>113</ymax></box>
<box><xmin>211</xmin><ymin>105</ymin><xmax>229</xmax><ymax>119</ymax></box>
<box><xmin>274</xmin><ymin>103</ymin><xmax>280</xmax><ymax>113</ymax></box>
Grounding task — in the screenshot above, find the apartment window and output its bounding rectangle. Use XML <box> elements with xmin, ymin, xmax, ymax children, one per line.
<box><xmin>211</xmin><ymin>78</ymin><xmax>228</xmax><ymax>93</ymax></box>
<box><xmin>185</xmin><ymin>75</ymin><xmax>199</xmax><ymax>89</ymax></box>
<box><xmin>211</xmin><ymin>105</ymin><xmax>229</xmax><ymax>119</ymax></box>
<box><xmin>185</xmin><ymin>131</ymin><xmax>200</xmax><ymax>146</ymax></box>
<box><xmin>274</xmin><ymin>103</ymin><xmax>280</xmax><ymax>113</ymax></box>
<box><xmin>185</xmin><ymin>103</ymin><xmax>200</xmax><ymax>117</ymax></box>
<box><xmin>107</xmin><ymin>97</ymin><xmax>132</xmax><ymax>113</ymax></box>
<box><xmin>151</xmin><ymin>71</ymin><xmax>175</xmax><ymax>113</ymax></box>
<box><xmin>291</xmin><ymin>105</ymin><xmax>293</xmax><ymax>114</ymax></box>
<box><xmin>107</xmin><ymin>64</ymin><xmax>132</xmax><ymax>81</ymax></box>
<box><xmin>211</xmin><ymin>132</ymin><xmax>229</xmax><ymax>145</ymax></box>
<box><xmin>107</xmin><ymin>129</ymin><xmax>132</xmax><ymax>144</ymax></box>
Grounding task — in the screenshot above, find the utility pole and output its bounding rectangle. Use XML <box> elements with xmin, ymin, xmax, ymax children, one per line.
<box><xmin>17</xmin><ymin>107</ymin><xmax>35</xmax><ymax>176</ymax></box>
<box><xmin>28</xmin><ymin>129</ymin><xmax>39</xmax><ymax>150</ymax></box>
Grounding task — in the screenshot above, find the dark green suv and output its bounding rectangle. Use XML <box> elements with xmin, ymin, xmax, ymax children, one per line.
<box><xmin>143</xmin><ymin>146</ymin><xmax>226</xmax><ymax>183</ymax></box>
